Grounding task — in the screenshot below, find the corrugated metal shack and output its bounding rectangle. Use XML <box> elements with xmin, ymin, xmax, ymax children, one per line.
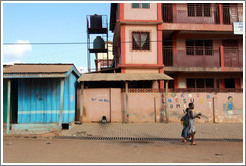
<box><xmin>3</xmin><ymin>64</ymin><xmax>81</xmax><ymax>133</ymax></box>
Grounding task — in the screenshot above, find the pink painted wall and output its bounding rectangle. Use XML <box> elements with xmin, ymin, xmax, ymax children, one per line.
<box><xmin>83</xmin><ymin>89</ymin><xmax>110</xmax><ymax>123</ymax></box>
<box><xmin>122</xmin><ymin>93</ymin><xmax>163</xmax><ymax>122</ymax></box>
<box><xmin>81</xmin><ymin>88</ymin><xmax>243</xmax><ymax>123</ymax></box>
<box><xmin>110</xmin><ymin>88</ymin><xmax>123</xmax><ymax>122</ymax></box>
<box><xmin>125</xmin><ymin>69</ymin><xmax>159</xmax><ymax>73</ymax></box>
<box><xmin>124</xmin><ymin>3</ymin><xmax>157</xmax><ymax>20</ymax></box>
<box><xmin>125</xmin><ymin>25</ymin><xmax>158</xmax><ymax>64</ymax></box>
<box><xmin>166</xmin><ymin>92</ymin><xmax>243</xmax><ymax>123</ymax></box>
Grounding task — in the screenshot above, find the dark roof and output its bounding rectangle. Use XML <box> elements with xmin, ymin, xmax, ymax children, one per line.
<box><xmin>4</xmin><ymin>64</ymin><xmax>74</xmax><ymax>74</ymax></box>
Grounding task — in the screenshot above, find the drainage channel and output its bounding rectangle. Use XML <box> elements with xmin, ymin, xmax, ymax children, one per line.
<box><xmin>55</xmin><ymin>136</ymin><xmax>243</xmax><ymax>142</ymax></box>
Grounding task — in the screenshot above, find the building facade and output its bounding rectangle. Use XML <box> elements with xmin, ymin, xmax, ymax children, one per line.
<box><xmin>110</xmin><ymin>3</ymin><xmax>243</xmax><ymax>90</ymax></box>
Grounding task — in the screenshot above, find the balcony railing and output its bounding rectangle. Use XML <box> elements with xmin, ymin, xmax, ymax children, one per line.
<box><xmin>163</xmin><ymin>46</ymin><xmax>173</xmax><ymax>66</ymax></box>
<box><xmin>162</xmin><ymin>3</ymin><xmax>242</xmax><ymax>25</ymax></box>
<box><xmin>163</xmin><ymin>46</ymin><xmax>242</xmax><ymax>68</ymax></box>
<box><xmin>222</xmin><ymin>4</ymin><xmax>240</xmax><ymax>24</ymax></box>
<box><xmin>223</xmin><ymin>48</ymin><xmax>241</xmax><ymax>67</ymax></box>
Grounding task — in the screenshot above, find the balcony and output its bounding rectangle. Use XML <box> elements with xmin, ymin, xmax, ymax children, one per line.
<box><xmin>162</xmin><ymin>3</ymin><xmax>242</xmax><ymax>25</ymax></box>
<box><xmin>224</xmin><ymin>48</ymin><xmax>242</xmax><ymax>67</ymax></box>
<box><xmin>163</xmin><ymin>46</ymin><xmax>243</xmax><ymax>71</ymax></box>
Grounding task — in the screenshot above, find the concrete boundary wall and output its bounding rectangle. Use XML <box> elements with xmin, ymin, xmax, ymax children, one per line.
<box><xmin>81</xmin><ymin>88</ymin><xmax>243</xmax><ymax>123</ymax></box>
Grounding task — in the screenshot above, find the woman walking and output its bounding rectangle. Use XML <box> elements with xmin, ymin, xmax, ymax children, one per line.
<box><xmin>181</xmin><ymin>103</ymin><xmax>201</xmax><ymax>145</ymax></box>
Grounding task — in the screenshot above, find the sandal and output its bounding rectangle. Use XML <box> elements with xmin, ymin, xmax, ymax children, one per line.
<box><xmin>190</xmin><ymin>142</ymin><xmax>197</xmax><ymax>145</ymax></box>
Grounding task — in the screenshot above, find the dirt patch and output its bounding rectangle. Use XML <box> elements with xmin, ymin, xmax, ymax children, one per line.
<box><xmin>3</xmin><ymin>138</ymin><xmax>243</xmax><ymax>163</ymax></box>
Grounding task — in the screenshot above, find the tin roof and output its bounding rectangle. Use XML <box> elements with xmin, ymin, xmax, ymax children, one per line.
<box><xmin>78</xmin><ymin>73</ymin><xmax>173</xmax><ymax>82</ymax></box>
<box><xmin>3</xmin><ymin>63</ymin><xmax>81</xmax><ymax>78</ymax></box>
<box><xmin>4</xmin><ymin>64</ymin><xmax>74</xmax><ymax>73</ymax></box>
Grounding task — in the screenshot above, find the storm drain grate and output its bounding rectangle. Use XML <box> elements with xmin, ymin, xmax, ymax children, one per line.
<box><xmin>55</xmin><ymin>136</ymin><xmax>243</xmax><ymax>142</ymax></box>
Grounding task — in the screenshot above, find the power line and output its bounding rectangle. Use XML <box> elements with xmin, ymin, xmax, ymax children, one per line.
<box><xmin>3</xmin><ymin>37</ymin><xmax>243</xmax><ymax>45</ymax></box>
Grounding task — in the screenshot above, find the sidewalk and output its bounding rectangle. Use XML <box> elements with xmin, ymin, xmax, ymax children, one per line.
<box><xmin>60</xmin><ymin>123</ymin><xmax>243</xmax><ymax>140</ymax></box>
<box><xmin>4</xmin><ymin>123</ymin><xmax>243</xmax><ymax>140</ymax></box>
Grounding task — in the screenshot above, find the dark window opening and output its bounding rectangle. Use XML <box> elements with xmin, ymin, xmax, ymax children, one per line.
<box><xmin>204</xmin><ymin>40</ymin><xmax>213</xmax><ymax>55</ymax></box>
<box><xmin>206</xmin><ymin>79</ymin><xmax>214</xmax><ymax>88</ymax></box>
<box><xmin>142</xmin><ymin>3</ymin><xmax>150</xmax><ymax>8</ymax></box>
<box><xmin>132</xmin><ymin>32</ymin><xmax>150</xmax><ymax>50</ymax></box>
<box><xmin>225</xmin><ymin>78</ymin><xmax>235</xmax><ymax>88</ymax></box>
<box><xmin>188</xmin><ymin>4</ymin><xmax>195</xmax><ymax>16</ymax></box>
<box><xmin>132</xmin><ymin>3</ymin><xmax>140</xmax><ymax>8</ymax></box>
<box><xmin>204</xmin><ymin>4</ymin><xmax>211</xmax><ymax>17</ymax></box>
<box><xmin>168</xmin><ymin>80</ymin><xmax>174</xmax><ymax>89</ymax></box>
<box><xmin>195</xmin><ymin>40</ymin><xmax>203</xmax><ymax>55</ymax></box>
<box><xmin>187</xmin><ymin>79</ymin><xmax>196</xmax><ymax>88</ymax></box>
<box><xmin>186</xmin><ymin>40</ymin><xmax>213</xmax><ymax>56</ymax></box>
<box><xmin>196</xmin><ymin>79</ymin><xmax>205</xmax><ymax>88</ymax></box>
<box><xmin>132</xmin><ymin>3</ymin><xmax>150</xmax><ymax>9</ymax></box>
<box><xmin>187</xmin><ymin>3</ymin><xmax>211</xmax><ymax>17</ymax></box>
<box><xmin>85</xmin><ymin>81</ymin><xmax>125</xmax><ymax>88</ymax></box>
<box><xmin>196</xmin><ymin>4</ymin><xmax>203</xmax><ymax>16</ymax></box>
<box><xmin>162</xmin><ymin>4</ymin><xmax>173</xmax><ymax>23</ymax></box>
<box><xmin>129</xmin><ymin>81</ymin><xmax>152</xmax><ymax>88</ymax></box>
<box><xmin>163</xmin><ymin>40</ymin><xmax>173</xmax><ymax>66</ymax></box>
<box><xmin>223</xmin><ymin>3</ymin><xmax>231</xmax><ymax>24</ymax></box>
<box><xmin>187</xmin><ymin>78</ymin><xmax>214</xmax><ymax>88</ymax></box>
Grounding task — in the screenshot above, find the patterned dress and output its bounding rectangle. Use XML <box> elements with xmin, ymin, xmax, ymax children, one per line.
<box><xmin>184</xmin><ymin>109</ymin><xmax>196</xmax><ymax>136</ymax></box>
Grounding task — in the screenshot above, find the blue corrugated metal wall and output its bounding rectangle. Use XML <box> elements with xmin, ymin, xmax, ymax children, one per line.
<box><xmin>18</xmin><ymin>73</ymin><xmax>77</xmax><ymax>124</ymax></box>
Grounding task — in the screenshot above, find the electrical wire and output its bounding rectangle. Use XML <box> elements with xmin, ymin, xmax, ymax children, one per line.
<box><xmin>3</xmin><ymin>37</ymin><xmax>243</xmax><ymax>45</ymax></box>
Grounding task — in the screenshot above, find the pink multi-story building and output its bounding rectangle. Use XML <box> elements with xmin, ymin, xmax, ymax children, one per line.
<box><xmin>110</xmin><ymin>3</ymin><xmax>243</xmax><ymax>91</ymax></box>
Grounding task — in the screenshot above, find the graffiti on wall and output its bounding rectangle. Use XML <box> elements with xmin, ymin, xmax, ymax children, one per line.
<box><xmin>223</xmin><ymin>96</ymin><xmax>241</xmax><ymax>115</ymax></box>
<box><xmin>90</xmin><ymin>98</ymin><xmax>110</xmax><ymax>103</ymax></box>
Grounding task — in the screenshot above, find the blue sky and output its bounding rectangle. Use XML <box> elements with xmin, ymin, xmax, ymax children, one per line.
<box><xmin>3</xmin><ymin>2</ymin><xmax>114</xmax><ymax>72</ymax></box>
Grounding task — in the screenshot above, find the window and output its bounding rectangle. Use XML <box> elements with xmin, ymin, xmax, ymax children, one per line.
<box><xmin>132</xmin><ymin>3</ymin><xmax>150</xmax><ymax>9</ymax></box>
<box><xmin>225</xmin><ymin>78</ymin><xmax>235</xmax><ymax>88</ymax></box>
<box><xmin>187</xmin><ymin>3</ymin><xmax>211</xmax><ymax>17</ymax></box>
<box><xmin>187</xmin><ymin>78</ymin><xmax>214</xmax><ymax>88</ymax></box>
<box><xmin>132</xmin><ymin>32</ymin><xmax>150</xmax><ymax>50</ymax></box>
<box><xmin>186</xmin><ymin>40</ymin><xmax>213</xmax><ymax>56</ymax></box>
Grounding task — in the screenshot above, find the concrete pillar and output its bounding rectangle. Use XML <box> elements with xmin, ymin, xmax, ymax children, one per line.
<box><xmin>219</xmin><ymin>4</ymin><xmax>223</xmax><ymax>24</ymax></box>
<box><xmin>80</xmin><ymin>82</ymin><xmax>84</xmax><ymax>123</ymax></box>
<box><xmin>165</xmin><ymin>81</ymin><xmax>169</xmax><ymax>123</ymax></box>
<box><xmin>125</xmin><ymin>81</ymin><xmax>129</xmax><ymax>123</ymax></box>
<box><xmin>220</xmin><ymin>46</ymin><xmax>225</xmax><ymax>69</ymax></box>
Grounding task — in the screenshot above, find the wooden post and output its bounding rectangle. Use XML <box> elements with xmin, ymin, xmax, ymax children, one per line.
<box><xmin>154</xmin><ymin>97</ymin><xmax>156</xmax><ymax>123</ymax></box>
<box><xmin>109</xmin><ymin>88</ymin><xmax>112</xmax><ymax>123</ymax></box>
<box><xmin>80</xmin><ymin>82</ymin><xmax>84</xmax><ymax>123</ymax></box>
<box><xmin>125</xmin><ymin>81</ymin><xmax>129</xmax><ymax>123</ymax></box>
<box><xmin>165</xmin><ymin>81</ymin><xmax>169</xmax><ymax>123</ymax></box>
<box><xmin>212</xmin><ymin>97</ymin><xmax>216</xmax><ymax>123</ymax></box>
<box><xmin>58</xmin><ymin>79</ymin><xmax>65</xmax><ymax>131</ymax></box>
<box><xmin>6</xmin><ymin>80</ymin><xmax>11</xmax><ymax>134</ymax></box>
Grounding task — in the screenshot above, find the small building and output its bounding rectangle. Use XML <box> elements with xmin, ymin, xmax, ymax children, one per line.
<box><xmin>3</xmin><ymin>64</ymin><xmax>81</xmax><ymax>133</ymax></box>
<box><xmin>77</xmin><ymin>73</ymin><xmax>173</xmax><ymax>123</ymax></box>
